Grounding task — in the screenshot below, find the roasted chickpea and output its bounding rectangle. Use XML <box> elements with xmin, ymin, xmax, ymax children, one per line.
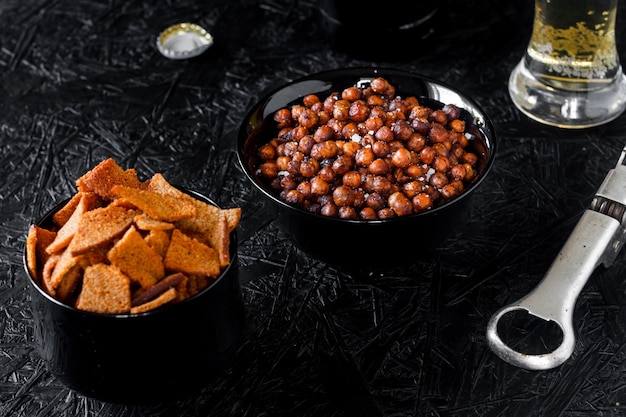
<box><xmin>367</xmin><ymin>95</ymin><xmax>385</xmax><ymax>107</ymax></box>
<box><xmin>303</xmin><ymin>94</ymin><xmax>320</xmax><ymax>108</ymax></box>
<box><xmin>429</xmin><ymin>171</ymin><xmax>448</xmax><ymax>189</ymax></box>
<box><xmin>402</xmin><ymin>181</ymin><xmax>423</xmax><ymax>199</ymax></box>
<box><xmin>450</xmin><ymin>164</ymin><xmax>467</xmax><ymax>181</ymax></box>
<box><xmin>329</xmin><ymin>154</ymin><xmax>350</xmax><ymax>175</ymax></box>
<box><xmin>369</xmin><ymin>158</ymin><xmax>389</xmax><ymax>175</ymax></box>
<box><xmin>258</xmin><ymin>144</ymin><xmax>276</xmax><ymax>161</ymax></box>
<box><xmin>375</xmin><ymin>125</ymin><xmax>394</xmax><ymax>142</ymax></box>
<box><xmin>298</xmin><ymin>109</ymin><xmax>319</xmax><ymax>129</ymax></box>
<box><xmin>342</xmin><ymin>171</ymin><xmax>362</xmax><ymax>188</ymax></box>
<box><xmin>355</xmin><ymin>148</ymin><xmax>375</xmax><ymax>167</ymax></box>
<box><xmin>298</xmin><ymin>135</ymin><xmax>315</xmax><ymax>154</ymax></box>
<box><xmin>406</xmin><ymin>133</ymin><xmax>426</xmax><ymax>152</ymax></box>
<box><xmin>300</xmin><ymin>158</ymin><xmax>320</xmax><ymax>178</ymax></box>
<box><xmin>338</xmin><ymin>206</ymin><xmax>358</xmax><ymax>220</ymax></box>
<box><xmin>388</xmin><ymin>192</ymin><xmax>412</xmax><ymax>216</ymax></box>
<box><xmin>318</xmin><ymin>166</ymin><xmax>336</xmax><ymax>182</ymax></box>
<box><xmin>461</xmin><ymin>152</ymin><xmax>478</xmax><ymax>165</ymax></box>
<box><xmin>276</xmin><ymin>156</ymin><xmax>290</xmax><ymax>171</ymax></box>
<box><xmin>342</xmin><ymin>86</ymin><xmax>361</xmax><ymax>101</ymax></box>
<box><xmin>419</xmin><ymin>147</ymin><xmax>436</xmax><ymax>164</ymax></box>
<box><xmin>412</xmin><ymin>192</ymin><xmax>432</xmax><ymax>212</ymax></box>
<box><xmin>372</xmin><ymin>140</ymin><xmax>390</xmax><ymax>157</ymax></box>
<box><xmin>377</xmin><ymin>208</ymin><xmax>396</xmax><ymax>219</ymax></box>
<box><xmin>273</xmin><ymin>108</ymin><xmax>293</xmax><ymax>128</ymax></box>
<box><xmin>296</xmin><ymin>181</ymin><xmax>312</xmax><ymax>199</ymax></box>
<box><xmin>449</xmin><ymin>118</ymin><xmax>465</xmax><ymax>133</ymax></box>
<box><xmin>370</xmin><ymin>77</ymin><xmax>389</xmax><ymax>94</ymax></box>
<box><xmin>310</xmin><ymin>176</ymin><xmax>330</xmax><ymax>195</ymax></box>
<box><xmin>429</xmin><ymin>109</ymin><xmax>448</xmax><ymax>124</ymax></box>
<box><xmin>285</xmin><ymin>189</ymin><xmax>304</xmax><ymax>205</ymax></box>
<box><xmin>390</xmin><ymin>148</ymin><xmax>412</xmax><ymax>168</ymax></box>
<box><xmin>280</xmin><ymin>174</ymin><xmax>298</xmax><ymax>191</ymax></box>
<box><xmin>406</xmin><ymin>164</ymin><xmax>423</xmax><ymax>179</ymax></box>
<box><xmin>359</xmin><ymin>207</ymin><xmax>378</xmax><ymax>220</ymax></box>
<box><xmin>366</xmin><ymin>192</ymin><xmax>386</xmax><ymax>210</ymax></box>
<box><xmin>333</xmin><ymin>185</ymin><xmax>356</xmax><ymax>206</ymax></box>
<box><xmin>433</xmin><ymin>155</ymin><xmax>450</xmax><ymax>172</ymax></box>
<box><xmin>342</xmin><ymin>122</ymin><xmax>360</xmax><ymax>140</ymax></box>
<box><xmin>321</xmin><ymin>202</ymin><xmax>339</xmax><ymax>217</ymax></box>
<box><xmin>333</xmin><ymin>99</ymin><xmax>351</xmax><ymax>120</ymax></box>
<box><xmin>314</xmin><ymin>125</ymin><xmax>334</xmax><ymax>143</ymax></box>
<box><xmin>440</xmin><ymin>184</ymin><xmax>458</xmax><ymax>200</ymax></box>
<box><xmin>349</xmin><ymin>100</ymin><xmax>370</xmax><ymax>123</ymax></box>
<box><xmin>259</xmin><ymin>162</ymin><xmax>278</xmax><ymax>179</ymax></box>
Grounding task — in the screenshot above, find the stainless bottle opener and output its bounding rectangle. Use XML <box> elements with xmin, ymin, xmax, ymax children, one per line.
<box><xmin>486</xmin><ymin>146</ymin><xmax>626</xmax><ymax>370</ymax></box>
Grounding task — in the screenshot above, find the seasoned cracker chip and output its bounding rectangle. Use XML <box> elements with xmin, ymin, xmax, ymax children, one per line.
<box><xmin>111</xmin><ymin>185</ymin><xmax>196</xmax><ymax>222</ymax></box>
<box><xmin>68</xmin><ymin>205</ymin><xmax>135</xmax><ymax>255</ymax></box>
<box><xmin>107</xmin><ymin>226</ymin><xmax>164</xmax><ymax>288</ymax></box>
<box><xmin>42</xmin><ymin>253</ymin><xmax>61</xmax><ymax>296</ymax></box>
<box><xmin>52</xmin><ymin>192</ymin><xmax>84</xmax><ymax>227</ymax></box>
<box><xmin>49</xmin><ymin>247</ymin><xmax>84</xmax><ymax>291</ymax></box>
<box><xmin>76</xmin><ymin>264</ymin><xmax>131</xmax><ymax>314</ymax></box>
<box><xmin>76</xmin><ymin>158</ymin><xmax>145</xmax><ymax>200</ymax></box>
<box><xmin>144</xmin><ymin>228</ymin><xmax>171</xmax><ymax>259</ymax></box>
<box><xmin>131</xmin><ymin>272</ymin><xmax>186</xmax><ymax>307</ymax></box>
<box><xmin>130</xmin><ymin>287</ymin><xmax>177</xmax><ymax>314</ymax></box>
<box><xmin>223</xmin><ymin>208</ymin><xmax>242</xmax><ymax>233</ymax></box>
<box><xmin>26</xmin><ymin>225</ymin><xmax>57</xmax><ymax>282</ymax></box>
<box><xmin>46</xmin><ymin>193</ymin><xmax>100</xmax><ymax>255</ymax></box>
<box><xmin>134</xmin><ymin>213</ymin><xmax>175</xmax><ymax>231</ymax></box>
<box><xmin>164</xmin><ymin>229</ymin><xmax>220</xmax><ymax>277</ymax></box>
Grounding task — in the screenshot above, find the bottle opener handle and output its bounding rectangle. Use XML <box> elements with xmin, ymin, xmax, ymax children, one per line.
<box><xmin>486</xmin><ymin>147</ymin><xmax>626</xmax><ymax>370</ymax></box>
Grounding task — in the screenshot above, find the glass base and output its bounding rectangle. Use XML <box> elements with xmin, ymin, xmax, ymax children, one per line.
<box><xmin>508</xmin><ymin>58</ymin><xmax>626</xmax><ymax>129</ymax></box>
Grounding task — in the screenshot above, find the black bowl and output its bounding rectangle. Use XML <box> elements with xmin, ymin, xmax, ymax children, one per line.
<box><xmin>24</xmin><ymin>189</ymin><xmax>244</xmax><ymax>404</ymax></box>
<box><xmin>237</xmin><ymin>67</ymin><xmax>497</xmax><ymax>267</ymax></box>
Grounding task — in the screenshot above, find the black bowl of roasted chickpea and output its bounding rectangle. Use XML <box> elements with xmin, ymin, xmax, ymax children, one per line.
<box><xmin>237</xmin><ymin>68</ymin><xmax>496</xmax><ymax>266</ymax></box>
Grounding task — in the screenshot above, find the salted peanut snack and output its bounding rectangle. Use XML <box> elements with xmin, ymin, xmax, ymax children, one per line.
<box><xmin>255</xmin><ymin>77</ymin><xmax>481</xmax><ymax>220</ymax></box>
<box><xmin>25</xmin><ymin>158</ymin><xmax>241</xmax><ymax>315</ymax></box>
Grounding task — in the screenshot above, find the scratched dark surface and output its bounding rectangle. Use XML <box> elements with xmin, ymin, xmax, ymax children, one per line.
<box><xmin>3</xmin><ymin>0</ymin><xmax>626</xmax><ymax>416</ymax></box>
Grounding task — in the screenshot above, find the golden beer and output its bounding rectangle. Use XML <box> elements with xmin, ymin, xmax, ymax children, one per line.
<box><xmin>509</xmin><ymin>0</ymin><xmax>626</xmax><ymax>128</ymax></box>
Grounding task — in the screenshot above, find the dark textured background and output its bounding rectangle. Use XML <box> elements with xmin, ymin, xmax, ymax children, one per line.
<box><xmin>3</xmin><ymin>0</ymin><xmax>626</xmax><ymax>416</ymax></box>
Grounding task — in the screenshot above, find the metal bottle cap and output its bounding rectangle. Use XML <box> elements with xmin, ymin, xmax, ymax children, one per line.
<box><xmin>157</xmin><ymin>23</ymin><xmax>214</xmax><ymax>60</ymax></box>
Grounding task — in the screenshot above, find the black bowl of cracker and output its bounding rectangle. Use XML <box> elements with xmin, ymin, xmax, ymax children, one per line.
<box><xmin>24</xmin><ymin>158</ymin><xmax>244</xmax><ymax>404</ymax></box>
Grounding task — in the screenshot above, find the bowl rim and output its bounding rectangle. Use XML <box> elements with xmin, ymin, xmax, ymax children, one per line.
<box><xmin>237</xmin><ymin>66</ymin><xmax>497</xmax><ymax>225</ymax></box>
<box><xmin>23</xmin><ymin>187</ymin><xmax>238</xmax><ymax>319</ymax></box>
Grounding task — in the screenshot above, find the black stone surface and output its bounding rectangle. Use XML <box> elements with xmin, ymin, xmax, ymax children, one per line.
<box><xmin>2</xmin><ymin>0</ymin><xmax>626</xmax><ymax>416</ymax></box>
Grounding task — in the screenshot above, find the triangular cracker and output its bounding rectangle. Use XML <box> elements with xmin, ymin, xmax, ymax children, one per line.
<box><xmin>107</xmin><ymin>226</ymin><xmax>165</xmax><ymax>288</ymax></box>
<box><xmin>76</xmin><ymin>264</ymin><xmax>131</xmax><ymax>314</ymax></box>
<box><xmin>45</xmin><ymin>192</ymin><xmax>100</xmax><ymax>255</ymax></box>
<box><xmin>68</xmin><ymin>205</ymin><xmax>135</xmax><ymax>255</ymax></box>
<box><xmin>164</xmin><ymin>229</ymin><xmax>220</xmax><ymax>277</ymax></box>
<box><xmin>76</xmin><ymin>158</ymin><xmax>145</xmax><ymax>200</ymax></box>
<box><xmin>111</xmin><ymin>185</ymin><xmax>196</xmax><ymax>222</ymax></box>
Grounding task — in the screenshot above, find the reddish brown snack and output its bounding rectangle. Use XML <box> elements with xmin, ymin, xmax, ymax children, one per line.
<box><xmin>76</xmin><ymin>158</ymin><xmax>145</xmax><ymax>200</ymax></box>
<box><xmin>164</xmin><ymin>229</ymin><xmax>220</xmax><ymax>278</ymax></box>
<box><xmin>45</xmin><ymin>192</ymin><xmax>100</xmax><ymax>255</ymax></box>
<box><xmin>25</xmin><ymin>225</ymin><xmax>57</xmax><ymax>282</ymax></box>
<box><xmin>67</xmin><ymin>205</ymin><xmax>135</xmax><ymax>255</ymax></box>
<box><xmin>27</xmin><ymin>159</ymin><xmax>240</xmax><ymax>315</ymax></box>
<box><xmin>254</xmin><ymin>77</ymin><xmax>481</xmax><ymax>220</ymax></box>
<box><xmin>111</xmin><ymin>185</ymin><xmax>197</xmax><ymax>222</ymax></box>
<box><xmin>75</xmin><ymin>264</ymin><xmax>131</xmax><ymax>314</ymax></box>
<box><xmin>107</xmin><ymin>226</ymin><xmax>165</xmax><ymax>288</ymax></box>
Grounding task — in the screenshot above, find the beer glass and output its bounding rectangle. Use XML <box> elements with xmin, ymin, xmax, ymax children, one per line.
<box><xmin>508</xmin><ymin>0</ymin><xmax>626</xmax><ymax>128</ymax></box>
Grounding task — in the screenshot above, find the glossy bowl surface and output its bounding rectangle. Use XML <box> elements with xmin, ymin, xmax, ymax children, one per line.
<box><xmin>24</xmin><ymin>189</ymin><xmax>244</xmax><ymax>404</ymax></box>
<box><xmin>237</xmin><ymin>67</ymin><xmax>497</xmax><ymax>266</ymax></box>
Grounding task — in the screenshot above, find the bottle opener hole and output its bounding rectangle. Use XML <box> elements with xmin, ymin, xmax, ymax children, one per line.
<box><xmin>496</xmin><ymin>309</ymin><xmax>564</xmax><ymax>355</ymax></box>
